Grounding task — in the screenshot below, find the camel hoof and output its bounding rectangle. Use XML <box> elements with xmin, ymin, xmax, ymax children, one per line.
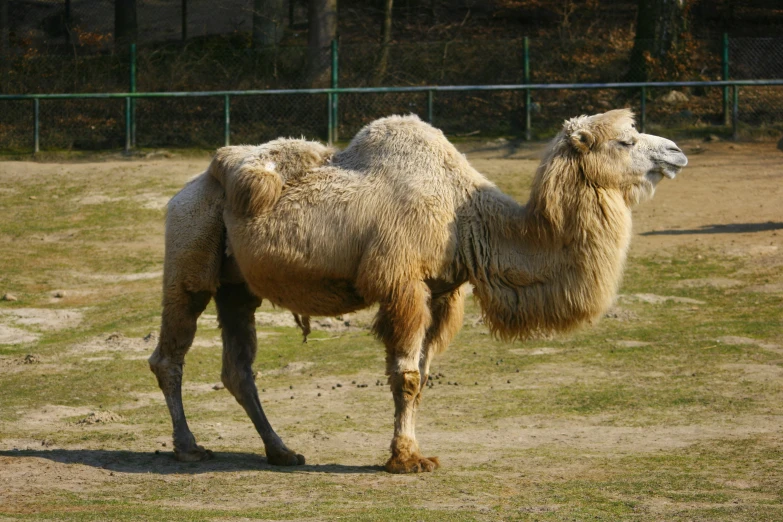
<box><xmin>174</xmin><ymin>446</ymin><xmax>214</xmax><ymax>462</ymax></box>
<box><xmin>384</xmin><ymin>454</ymin><xmax>440</xmax><ymax>474</ymax></box>
<box><xmin>266</xmin><ymin>448</ymin><xmax>306</xmax><ymax>467</ymax></box>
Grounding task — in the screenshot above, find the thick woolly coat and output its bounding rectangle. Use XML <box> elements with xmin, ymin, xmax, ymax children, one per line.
<box><xmin>207</xmin><ymin>112</ymin><xmax>642</xmax><ymax>341</ymax></box>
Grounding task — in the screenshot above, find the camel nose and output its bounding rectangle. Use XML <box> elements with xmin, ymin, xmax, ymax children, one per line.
<box><xmin>659</xmin><ymin>138</ymin><xmax>687</xmax><ymax>166</ymax></box>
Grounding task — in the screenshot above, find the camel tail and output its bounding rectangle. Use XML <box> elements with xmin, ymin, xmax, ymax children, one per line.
<box><xmin>209</xmin><ymin>146</ymin><xmax>283</xmax><ymax>216</ymax></box>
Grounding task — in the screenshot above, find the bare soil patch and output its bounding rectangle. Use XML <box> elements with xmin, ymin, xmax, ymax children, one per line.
<box><xmin>0</xmin><ymin>141</ymin><xmax>781</xmax><ymax>519</ymax></box>
<box><xmin>75</xmin><ymin>411</ymin><xmax>125</xmax><ymax>425</ymax></box>
<box><xmin>0</xmin><ymin>308</ymin><xmax>83</xmax><ymax>331</ymax></box>
<box><xmin>0</xmin><ymin>325</ymin><xmax>39</xmax><ymax>345</ymax></box>
<box><xmin>69</xmin><ymin>332</ymin><xmax>158</xmax><ymax>355</ymax></box>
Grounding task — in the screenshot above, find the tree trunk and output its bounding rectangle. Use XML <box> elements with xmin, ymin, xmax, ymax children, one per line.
<box><xmin>181</xmin><ymin>0</ymin><xmax>187</xmax><ymax>42</ymax></box>
<box><xmin>114</xmin><ymin>0</ymin><xmax>138</xmax><ymax>53</ymax></box>
<box><xmin>0</xmin><ymin>0</ymin><xmax>9</xmax><ymax>52</ymax></box>
<box><xmin>0</xmin><ymin>0</ymin><xmax>8</xmax><ymax>91</ymax></box>
<box><xmin>375</xmin><ymin>0</ymin><xmax>393</xmax><ymax>85</ymax></box>
<box><xmin>307</xmin><ymin>0</ymin><xmax>337</xmax><ymax>85</ymax></box>
<box><xmin>628</xmin><ymin>0</ymin><xmax>688</xmax><ymax>81</ymax></box>
<box><xmin>253</xmin><ymin>0</ymin><xmax>286</xmax><ymax>48</ymax></box>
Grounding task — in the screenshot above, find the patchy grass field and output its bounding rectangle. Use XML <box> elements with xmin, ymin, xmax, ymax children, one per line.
<box><xmin>1</xmin><ymin>139</ymin><xmax>782</xmax><ymax>521</ymax></box>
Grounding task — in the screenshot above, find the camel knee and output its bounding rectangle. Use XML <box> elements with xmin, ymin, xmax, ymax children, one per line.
<box><xmin>220</xmin><ymin>368</ymin><xmax>243</xmax><ymax>397</ymax></box>
<box><xmin>220</xmin><ymin>362</ymin><xmax>256</xmax><ymax>399</ymax></box>
<box><xmin>148</xmin><ymin>348</ymin><xmax>184</xmax><ymax>389</ymax></box>
<box><xmin>390</xmin><ymin>370</ymin><xmax>421</xmax><ymax>402</ymax></box>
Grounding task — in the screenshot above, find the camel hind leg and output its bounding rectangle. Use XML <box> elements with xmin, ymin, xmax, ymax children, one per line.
<box><xmin>150</xmin><ymin>171</ymin><xmax>224</xmax><ymax>461</ymax></box>
<box><xmin>216</xmin><ymin>281</ymin><xmax>305</xmax><ymax>466</ymax></box>
<box><xmin>149</xmin><ymin>288</ymin><xmax>213</xmax><ymax>461</ymax></box>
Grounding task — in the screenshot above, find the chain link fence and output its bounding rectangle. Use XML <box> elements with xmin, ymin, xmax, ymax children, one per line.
<box><xmin>1</xmin><ymin>34</ymin><xmax>782</xmax><ymax>151</ymax></box>
<box><xmin>729</xmin><ymin>38</ymin><xmax>783</xmax><ymax>128</ymax></box>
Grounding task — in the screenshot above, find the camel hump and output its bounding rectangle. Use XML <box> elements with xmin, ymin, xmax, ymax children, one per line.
<box><xmin>334</xmin><ymin>114</ymin><xmax>471</xmax><ymax>178</ymax></box>
<box><xmin>209</xmin><ymin>139</ymin><xmax>335</xmax><ymax>216</ymax></box>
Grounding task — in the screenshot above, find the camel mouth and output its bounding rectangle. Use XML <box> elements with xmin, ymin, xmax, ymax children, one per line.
<box><xmin>662</xmin><ymin>167</ymin><xmax>679</xmax><ymax>179</ymax></box>
<box><xmin>655</xmin><ymin>159</ymin><xmax>685</xmax><ymax>180</ymax></box>
<box><xmin>661</xmin><ymin>161</ymin><xmax>686</xmax><ymax>179</ymax></box>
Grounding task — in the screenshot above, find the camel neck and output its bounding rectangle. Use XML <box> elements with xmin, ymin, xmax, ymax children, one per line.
<box><xmin>461</xmin><ymin>181</ymin><xmax>632</xmax><ymax>341</ymax></box>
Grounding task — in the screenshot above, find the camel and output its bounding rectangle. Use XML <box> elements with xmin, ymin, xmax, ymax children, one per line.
<box><xmin>149</xmin><ymin>109</ymin><xmax>687</xmax><ymax>473</ymax></box>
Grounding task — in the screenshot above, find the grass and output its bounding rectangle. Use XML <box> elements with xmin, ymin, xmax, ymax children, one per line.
<box><xmin>0</xmin><ymin>156</ymin><xmax>781</xmax><ymax>520</ymax></box>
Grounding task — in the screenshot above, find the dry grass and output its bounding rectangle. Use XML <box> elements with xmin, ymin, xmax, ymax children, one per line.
<box><xmin>0</xmin><ymin>140</ymin><xmax>781</xmax><ymax>520</ymax></box>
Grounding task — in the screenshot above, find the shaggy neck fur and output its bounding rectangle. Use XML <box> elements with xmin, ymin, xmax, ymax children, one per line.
<box><xmin>461</xmin><ymin>141</ymin><xmax>632</xmax><ymax>341</ymax></box>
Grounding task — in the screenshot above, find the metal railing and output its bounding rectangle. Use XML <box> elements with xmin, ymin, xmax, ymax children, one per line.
<box><xmin>1</xmin><ymin>79</ymin><xmax>782</xmax><ymax>154</ymax></box>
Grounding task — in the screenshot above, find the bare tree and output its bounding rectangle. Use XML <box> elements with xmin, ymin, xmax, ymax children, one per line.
<box><xmin>375</xmin><ymin>0</ymin><xmax>393</xmax><ymax>84</ymax></box>
<box><xmin>307</xmin><ymin>0</ymin><xmax>337</xmax><ymax>85</ymax></box>
<box><xmin>115</xmin><ymin>0</ymin><xmax>138</xmax><ymax>52</ymax></box>
<box><xmin>628</xmin><ymin>0</ymin><xmax>689</xmax><ymax>81</ymax></box>
<box><xmin>0</xmin><ymin>0</ymin><xmax>8</xmax><ymax>53</ymax></box>
<box><xmin>253</xmin><ymin>0</ymin><xmax>286</xmax><ymax>48</ymax></box>
<box><xmin>0</xmin><ymin>0</ymin><xmax>8</xmax><ymax>90</ymax></box>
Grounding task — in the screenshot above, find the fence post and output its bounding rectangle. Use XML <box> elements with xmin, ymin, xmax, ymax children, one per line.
<box><xmin>224</xmin><ymin>94</ymin><xmax>230</xmax><ymax>146</ymax></box>
<box><xmin>332</xmin><ymin>38</ymin><xmax>340</xmax><ymax>141</ymax></box>
<box><xmin>640</xmin><ymin>86</ymin><xmax>646</xmax><ymax>133</ymax></box>
<box><xmin>129</xmin><ymin>42</ymin><xmax>136</xmax><ymax>148</ymax></box>
<box><xmin>524</xmin><ymin>36</ymin><xmax>531</xmax><ymax>141</ymax></box>
<box><xmin>427</xmin><ymin>90</ymin><xmax>434</xmax><ymax>124</ymax></box>
<box><xmin>732</xmin><ymin>85</ymin><xmax>739</xmax><ymax>140</ymax></box>
<box><xmin>33</xmin><ymin>98</ymin><xmax>39</xmax><ymax>154</ymax></box>
<box><xmin>125</xmin><ymin>97</ymin><xmax>131</xmax><ymax>153</ymax></box>
<box><xmin>722</xmin><ymin>33</ymin><xmax>730</xmax><ymax>126</ymax></box>
<box><xmin>327</xmin><ymin>93</ymin><xmax>333</xmax><ymax>144</ymax></box>
<box><xmin>331</xmin><ymin>39</ymin><xmax>338</xmax><ymax>142</ymax></box>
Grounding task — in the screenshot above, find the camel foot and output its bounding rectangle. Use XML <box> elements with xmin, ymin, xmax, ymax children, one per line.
<box><xmin>174</xmin><ymin>445</ymin><xmax>214</xmax><ymax>462</ymax></box>
<box><xmin>266</xmin><ymin>446</ymin><xmax>306</xmax><ymax>467</ymax></box>
<box><xmin>384</xmin><ymin>454</ymin><xmax>440</xmax><ymax>474</ymax></box>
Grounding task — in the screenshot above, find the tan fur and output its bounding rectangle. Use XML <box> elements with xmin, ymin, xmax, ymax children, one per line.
<box><xmin>209</xmin><ymin>139</ymin><xmax>334</xmax><ymax>217</ymax></box>
<box><xmin>153</xmin><ymin>110</ymin><xmax>685</xmax><ymax>473</ymax></box>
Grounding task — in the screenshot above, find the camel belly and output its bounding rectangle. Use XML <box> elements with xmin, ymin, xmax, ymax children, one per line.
<box><xmin>246</xmin><ymin>274</ymin><xmax>367</xmax><ymax>316</ymax></box>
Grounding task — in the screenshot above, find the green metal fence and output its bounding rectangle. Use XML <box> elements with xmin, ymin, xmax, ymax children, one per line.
<box><xmin>2</xmin><ymin>79</ymin><xmax>782</xmax><ymax>154</ymax></box>
<box><xmin>2</xmin><ymin>35</ymin><xmax>783</xmax><ymax>153</ymax></box>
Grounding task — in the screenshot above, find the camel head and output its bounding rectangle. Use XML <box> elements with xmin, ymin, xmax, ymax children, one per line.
<box><xmin>563</xmin><ymin>109</ymin><xmax>687</xmax><ymax>204</ymax></box>
<box><xmin>531</xmin><ymin>110</ymin><xmax>688</xmax><ymax>229</ymax></box>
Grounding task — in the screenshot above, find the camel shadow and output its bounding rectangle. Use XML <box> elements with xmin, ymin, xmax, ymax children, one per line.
<box><xmin>0</xmin><ymin>449</ymin><xmax>383</xmax><ymax>475</ymax></box>
<box><xmin>641</xmin><ymin>221</ymin><xmax>783</xmax><ymax>236</ymax></box>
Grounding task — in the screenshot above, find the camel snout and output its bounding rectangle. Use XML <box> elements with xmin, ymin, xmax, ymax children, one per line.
<box><xmin>661</xmin><ymin>139</ymin><xmax>688</xmax><ymax>167</ymax></box>
<box><xmin>669</xmin><ymin>150</ymin><xmax>688</xmax><ymax>168</ymax></box>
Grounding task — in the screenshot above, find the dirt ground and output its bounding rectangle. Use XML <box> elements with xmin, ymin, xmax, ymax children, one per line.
<box><xmin>0</xmin><ymin>137</ymin><xmax>781</xmax><ymax>520</ymax></box>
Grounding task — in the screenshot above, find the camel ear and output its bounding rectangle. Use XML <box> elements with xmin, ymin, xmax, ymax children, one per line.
<box><xmin>569</xmin><ymin>129</ymin><xmax>595</xmax><ymax>154</ymax></box>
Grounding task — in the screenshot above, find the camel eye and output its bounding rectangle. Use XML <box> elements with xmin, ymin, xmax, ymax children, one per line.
<box><xmin>618</xmin><ymin>140</ymin><xmax>635</xmax><ymax>148</ymax></box>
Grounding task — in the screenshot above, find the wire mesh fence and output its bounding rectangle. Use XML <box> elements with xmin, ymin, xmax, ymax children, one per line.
<box><xmin>730</xmin><ymin>38</ymin><xmax>783</xmax><ymax>80</ymax></box>
<box><xmin>1</xmin><ymin>34</ymin><xmax>782</xmax><ymax>152</ymax></box>
<box><xmin>230</xmin><ymin>94</ymin><xmax>329</xmax><ymax>144</ymax></box>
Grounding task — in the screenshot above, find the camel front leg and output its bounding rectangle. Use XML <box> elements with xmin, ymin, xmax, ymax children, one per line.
<box><xmin>374</xmin><ymin>281</ymin><xmax>439</xmax><ymax>473</ymax></box>
<box><xmin>418</xmin><ymin>286</ymin><xmax>466</xmax><ymax>399</ymax></box>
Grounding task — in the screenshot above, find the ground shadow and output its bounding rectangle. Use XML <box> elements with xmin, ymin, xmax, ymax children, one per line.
<box><xmin>641</xmin><ymin>222</ymin><xmax>783</xmax><ymax>236</ymax></box>
<box><xmin>0</xmin><ymin>449</ymin><xmax>383</xmax><ymax>475</ymax></box>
